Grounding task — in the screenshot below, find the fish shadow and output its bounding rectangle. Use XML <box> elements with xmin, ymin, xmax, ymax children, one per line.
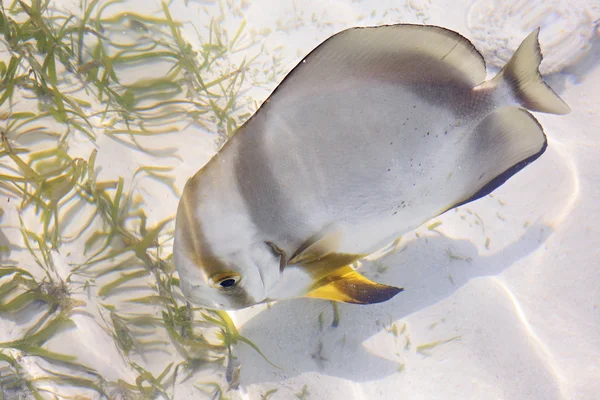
<box><xmin>235</xmin><ymin>221</ymin><xmax>552</xmax><ymax>385</ymax></box>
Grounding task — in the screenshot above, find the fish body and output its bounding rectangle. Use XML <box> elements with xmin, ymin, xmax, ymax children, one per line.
<box><xmin>174</xmin><ymin>24</ymin><xmax>569</xmax><ymax>310</ymax></box>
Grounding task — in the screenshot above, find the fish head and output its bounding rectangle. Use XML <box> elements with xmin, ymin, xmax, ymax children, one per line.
<box><xmin>173</xmin><ymin>243</ymin><xmax>277</xmax><ymax>311</ymax></box>
<box><xmin>173</xmin><ymin>182</ymin><xmax>282</xmax><ymax>310</ymax></box>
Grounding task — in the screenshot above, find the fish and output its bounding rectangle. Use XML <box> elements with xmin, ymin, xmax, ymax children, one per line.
<box><xmin>173</xmin><ymin>24</ymin><xmax>570</xmax><ymax>310</ymax></box>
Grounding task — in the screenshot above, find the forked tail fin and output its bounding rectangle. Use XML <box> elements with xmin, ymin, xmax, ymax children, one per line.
<box><xmin>492</xmin><ymin>28</ymin><xmax>570</xmax><ymax>115</ymax></box>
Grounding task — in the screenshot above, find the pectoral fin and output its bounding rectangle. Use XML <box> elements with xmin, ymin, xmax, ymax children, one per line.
<box><xmin>289</xmin><ymin>227</ymin><xmax>344</xmax><ymax>265</ymax></box>
<box><xmin>305</xmin><ymin>265</ymin><xmax>403</xmax><ymax>304</ymax></box>
<box><xmin>289</xmin><ymin>229</ymin><xmax>401</xmax><ymax>304</ymax></box>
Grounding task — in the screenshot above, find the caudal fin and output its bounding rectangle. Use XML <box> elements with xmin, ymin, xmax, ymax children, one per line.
<box><xmin>493</xmin><ymin>28</ymin><xmax>570</xmax><ymax>115</ymax></box>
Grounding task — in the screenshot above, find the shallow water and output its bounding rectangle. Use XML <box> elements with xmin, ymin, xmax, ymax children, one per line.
<box><xmin>0</xmin><ymin>0</ymin><xmax>599</xmax><ymax>399</ymax></box>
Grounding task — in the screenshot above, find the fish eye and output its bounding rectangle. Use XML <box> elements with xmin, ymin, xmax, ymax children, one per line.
<box><xmin>209</xmin><ymin>272</ymin><xmax>241</xmax><ymax>290</ymax></box>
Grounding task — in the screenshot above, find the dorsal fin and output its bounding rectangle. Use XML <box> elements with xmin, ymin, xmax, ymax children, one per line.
<box><xmin>265</xmin><ymin>24</ymin><xmax>487</xmax><ymax>105</ymax></box>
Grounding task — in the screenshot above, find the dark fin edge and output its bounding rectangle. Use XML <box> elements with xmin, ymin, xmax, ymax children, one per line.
<box><xmin>450</xmin><ymin>112</ymin><xmax>548</xmax><ymax>210</ymax></box>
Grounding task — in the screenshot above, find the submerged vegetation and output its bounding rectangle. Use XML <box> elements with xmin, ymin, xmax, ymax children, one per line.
<box><xmin>0</xmin><ymin>0</ymin><xmax>270</xmax><ymax>397</ymax></box>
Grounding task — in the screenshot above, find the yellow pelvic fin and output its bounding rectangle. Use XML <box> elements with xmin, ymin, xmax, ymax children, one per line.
<box><xmin>305</xmin><ymin>265</ymin><xmax>403</xmax><ymax>304</ymax></box>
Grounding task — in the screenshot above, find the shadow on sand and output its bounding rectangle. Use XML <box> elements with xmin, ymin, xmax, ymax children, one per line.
<box><xmin>235</xmin><ymin>219</ymin><xmax>552</xmax><ymax>385</ymax></box>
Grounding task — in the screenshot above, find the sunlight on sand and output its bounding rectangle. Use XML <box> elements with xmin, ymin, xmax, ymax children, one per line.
<box><xmin>491</xmin><ymin>277</ymin><xmax>569</xmax><ymax>399</ymax></box>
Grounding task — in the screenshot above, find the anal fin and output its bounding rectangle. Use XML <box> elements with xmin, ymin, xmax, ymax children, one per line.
<box><xmin>452</xmin><ymin>107</ymin><xmax>547</xmax><ymax>209</ymax></box>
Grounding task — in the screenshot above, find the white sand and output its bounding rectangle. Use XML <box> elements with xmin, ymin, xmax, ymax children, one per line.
<box><xmin>1</xmin><ymin>0</ymin><xmax>599</xmax><ymax>399</ymax></box>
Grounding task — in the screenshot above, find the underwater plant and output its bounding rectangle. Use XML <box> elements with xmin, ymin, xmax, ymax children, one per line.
<box><xmin>0</xmin><ymin>0</ymin><xmax>274</xmax><ymax>397</ymax></box>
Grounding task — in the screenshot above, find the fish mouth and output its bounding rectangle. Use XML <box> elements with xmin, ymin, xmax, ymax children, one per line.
<box><xmin>184</xmin><ymin>290</ymin><xmax>228</xmax><ymax>310</ymax></box>
<box><xmin>200</xmin><ymin>301</ymin><xmax>227</xmax><ymax>310</ymax></box>
<box><xmin>179</xmin><ymin>280</ymin><xmax>218</xmax><ymax>309</ymax></box>
<box><xmin>182</xmin><ymin>283</ymin><xmax>261</xmax><ymax>310</ymax></box>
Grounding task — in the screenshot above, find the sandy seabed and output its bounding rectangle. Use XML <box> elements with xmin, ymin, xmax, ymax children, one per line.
<box><xmin>1</xmin><ymin>0</ymin><xmax>599</xmax><ymax>399</ymax></box>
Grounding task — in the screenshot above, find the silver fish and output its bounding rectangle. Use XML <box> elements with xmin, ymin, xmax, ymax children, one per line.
<box><xmin>174</xmin><ymin>24</ymin><xmax>569</xmax><ymax>310</ymax></box>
